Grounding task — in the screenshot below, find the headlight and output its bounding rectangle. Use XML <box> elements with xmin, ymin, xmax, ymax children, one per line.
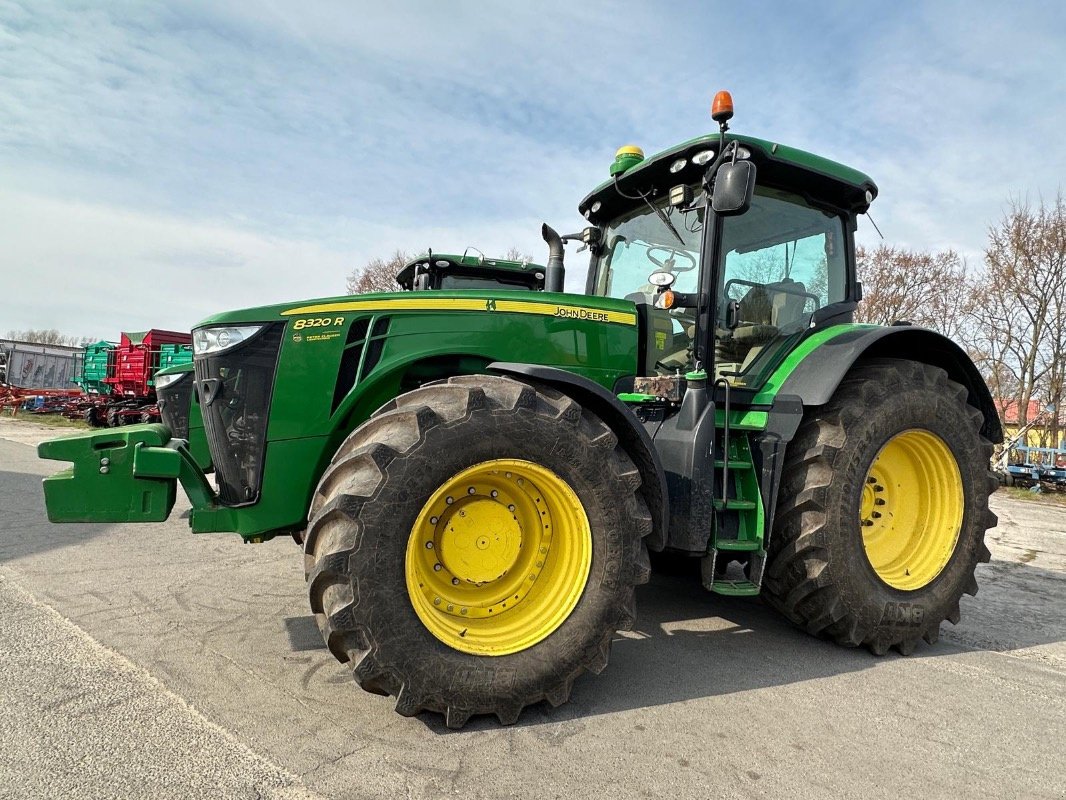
<box><xmin>193</xmin><ymin>325</ymin><xmax>265</xmax><ymax>356</ymax></box>
<box><xmin>155</xmin><ymin>371</ymin><xmax>189</xmax><ymax>390</ymax></box>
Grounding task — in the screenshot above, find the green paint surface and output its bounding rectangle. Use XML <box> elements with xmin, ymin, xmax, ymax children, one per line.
<box><xmin>750</xmin><ymin>324</ymin><xmax>879</xmax><ymax>405</ymax></box>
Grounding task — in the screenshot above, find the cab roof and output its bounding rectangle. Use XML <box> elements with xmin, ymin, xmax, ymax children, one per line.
<box><xmin>394</xmin><ymin>253</ymin><xmax>546</xmax><ymax>290</ymax></box>
<box><xmin>579</xmin><ymin>133</ymin><xmax>877</xmax><ymax>224</ymax></box>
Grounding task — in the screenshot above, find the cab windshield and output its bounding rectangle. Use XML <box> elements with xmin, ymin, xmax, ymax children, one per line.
<box><xmin>591</xmin><ymin>194</ymin><xmax>704</xmax><ymax>374</ymax></box>
<box><xmin>591</xmin><ymin>196</ymin><xmax>703</xmax><ymax>301</ymax></box>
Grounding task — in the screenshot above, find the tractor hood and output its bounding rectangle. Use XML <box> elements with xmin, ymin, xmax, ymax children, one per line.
<box><xmin>192</xmin><ymin>290</ymin><xmax>638</xmax><ymax>330</ymax></box>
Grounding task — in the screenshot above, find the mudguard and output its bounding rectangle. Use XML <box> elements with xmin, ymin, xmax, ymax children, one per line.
<box><xmin>487</xmin><ymin>362</ymin><xmax>670</xmax><ymax>551</ymax></box>
<box><xmin>773</xmin><ymin>325</ymin><xmax>1003</xmax><ymax>443</ymax></box>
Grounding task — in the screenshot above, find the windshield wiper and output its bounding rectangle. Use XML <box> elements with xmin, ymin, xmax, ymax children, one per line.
<box><xmin>612</xmin><ymin>174</ymin><xmax>685</xmax><ymax>246</ymax></box>
<box><xmin>642</xmin><ymin>195</ymin><xmax>685</xmax><ymax>246</ymax></box>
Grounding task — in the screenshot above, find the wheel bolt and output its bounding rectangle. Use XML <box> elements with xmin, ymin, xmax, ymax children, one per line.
<box><xmin>872</xmin><ymin>511</ymin><xmax>882</xmax><ymax>519</ymax></box>
<box><xmin>862</xmin><ymin>520</ymin><xmax>874</xmax><ymax>527</ymax></box>
<box><xmin>874</xmin><ymin>498</ymin><xmax>886</xmax><ymax>506</ymax></box>
<box><xmin>430</xmin><ymin>516</ymin><xmax>438</xmax><ymax>524</ymax></box>
<box><xmin>452</xmin><ymin>578</ymin><xmax>459</xmax><ymax>585</ymax></box>
<box><xmin>446</xmin><ymin>496</ymin><xmax>454</xmax><ymax>504</ymax></box>
<box><xmin>433</xmin><ymin>563</ymin><xmax>442</xmax><ymax>571</ymax></box>
<box><xmin>491</xmin><ymin>490</ymin><xmax>498</xmax><ymax>498</ymax></box>
<box><xmin>508</xmin><ymin>504</ymin><xmax>515</xmax><ymax>512</ymax></box>
<box><xmin>425</xmin><ymin>541</ymin><xmax>433</xmax><ymax>549</ymax></box>
<box><xmin>874</xmin><ymin>485</ymin><xmax>884</xmax><ymax>493</ymax></box>
<box><xmin>468</xmin><ymin>487</ymin><xmax>476</xmax><ymax>494</ymax></box>
<box><xmin>867</xmin><ymin>476</ymin><xmax>876</xmax><ymax>484</ymax></box>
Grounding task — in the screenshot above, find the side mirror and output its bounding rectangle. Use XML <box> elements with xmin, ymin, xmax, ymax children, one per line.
<box><xmin>712</xmin><ymin>161</ymin><xmax>756</xmax><ymax>216</ymax></box>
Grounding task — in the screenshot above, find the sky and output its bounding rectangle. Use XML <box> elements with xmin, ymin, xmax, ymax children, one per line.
<box><xmin>1</xmin><ymin>0</ymin><xmax>1063</xmax><ymax>339</ymax></box>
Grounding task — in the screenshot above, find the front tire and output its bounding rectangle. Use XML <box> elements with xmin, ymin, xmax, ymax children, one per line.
<box><xmin>762</xmin><ymin>359</ymin><xmax>996</xmax><ymax>655</ymax></box>
<box><xmin>304</xmin><ymin>376</ymin><xmax>652</xmax><ymax>727</ymax></box>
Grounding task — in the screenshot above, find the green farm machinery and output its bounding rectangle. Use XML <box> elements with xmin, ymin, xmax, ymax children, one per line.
<box><xmin>395</xmin><ymin>252</ymin><xmax>545</xmax><ymax>291</ymax></box>
<box><xmin>39</xmin><ymin>92</ymin><xmax>1000</xmax><ymax>728</ymax></box>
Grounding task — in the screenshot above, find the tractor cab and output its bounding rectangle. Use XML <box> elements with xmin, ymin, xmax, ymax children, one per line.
<box><xmin>580</xmin><ymin>92</ymin><xmax>872</xmax><ymax>392</ymax></box>
<box><xmin>395</xmin><ymin>252</ymin><xmax>546</xmax><ymax>292</ymax></box>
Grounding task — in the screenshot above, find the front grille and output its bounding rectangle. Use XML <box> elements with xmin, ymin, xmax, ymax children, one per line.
<box><xmin>194</xmin><ymin>323</ymin><xmax>284</xmax><ymax>505</ymax></box>
<box><xmin>157</xmin><ymin>374</ymin><xmax>193</xmax><ymax>440</ymax></box>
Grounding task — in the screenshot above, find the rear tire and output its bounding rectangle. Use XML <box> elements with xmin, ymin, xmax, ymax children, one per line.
<box><xmin>304</xmin><ymin>375</ymin><xmax>652</xmax><ymax>727</ymax></box>
<box><xmin>762</xmin><ymin>359</ymin><xmax>996</xmax><ymax>655</ymax></box>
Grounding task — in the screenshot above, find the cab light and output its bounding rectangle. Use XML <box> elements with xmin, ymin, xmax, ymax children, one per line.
<box><xmin>654</xmin><ymin>290</ymin><xmax>676</xmax><ymax>310</ymax></box>
<box><xmin>692</xmin><ymin>149</ymin><xmax>716</xmax><ymax>166</ymax></box>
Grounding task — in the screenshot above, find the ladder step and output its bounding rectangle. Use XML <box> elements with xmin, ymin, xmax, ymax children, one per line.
<box><xmin>715</xmin><ymin>538</ymin><xmax>762</xmax><ymax>551</ymax></box>
<box><xmin>712</xmin><ymin>499</ymin><xmax>757</xmax><ymax>511</ymax></box>
<box><xmin>713</xmin><ymin>459</ymin><xmax>753</xmax><ymax>470</ymax></box>
<box><xmin>710</xmin><ymin>579</ymin><xmax>760</xmax><ymax>597</ymax></box>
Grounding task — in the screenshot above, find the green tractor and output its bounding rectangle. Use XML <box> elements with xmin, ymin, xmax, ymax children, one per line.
<box><xmin>395</xmin><ymin>251</ymin><xmax>545</xmax><ymax>291</ymax></box>
<box><xmin>39</xmin><ymin>92</ymin><xmax>1000</xmax><ymax>728</ymax></box>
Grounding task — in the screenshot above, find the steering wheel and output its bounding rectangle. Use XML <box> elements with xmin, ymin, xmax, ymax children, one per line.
<box><xmin>647</xmin><ymin>246</ymin><xmax>697</xmax><ymax>273</ymax></box>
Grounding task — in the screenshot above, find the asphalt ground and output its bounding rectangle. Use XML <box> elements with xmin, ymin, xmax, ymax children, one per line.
<box><xmin>1</xmin><ymin>418</ymin><xmax>1063</xmax><ymax>799</ymax></box>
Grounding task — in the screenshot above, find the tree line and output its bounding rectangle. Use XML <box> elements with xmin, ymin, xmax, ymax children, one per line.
<box><xmin>4</xmin><ymin>329</ymin><xmax>99</xmax><ymax>347</ymax></box>
<box><xmin>856</xmin><ymin>194</ymin><xmax>1065</xmax><ymax>447</ymax></box>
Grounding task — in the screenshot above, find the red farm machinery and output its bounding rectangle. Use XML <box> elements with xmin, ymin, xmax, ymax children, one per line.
<box><xmin>81</xmin><ymin>330</ymin><xmax>193</xmax><ymax>426</ymax></box>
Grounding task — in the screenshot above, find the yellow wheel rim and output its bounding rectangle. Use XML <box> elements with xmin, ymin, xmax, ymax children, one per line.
<box><xmin>860</xmin><ymin>429</ymin><xmax>964</xmax><ymax>591</ymax></box>
<box><xmin>405</xmin><ymin>459</ymin><xmax>592</xmax><ymax>656</ymax></box>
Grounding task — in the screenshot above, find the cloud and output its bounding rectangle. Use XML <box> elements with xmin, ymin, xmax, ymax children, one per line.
<box><xmin>0</xmin><ymin>0</ymin><xmax>1063</xmax><ymax>340</ymax></box>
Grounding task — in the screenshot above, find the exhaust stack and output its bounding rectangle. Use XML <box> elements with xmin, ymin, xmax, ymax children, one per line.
<box><xmin>541</xmin><ymin>223</ymin><xmax>565</xmax><ymax>293</ymax></box>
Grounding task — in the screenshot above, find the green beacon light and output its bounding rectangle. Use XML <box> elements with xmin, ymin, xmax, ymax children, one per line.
<box><xmin>610</xmin><ymin>145</ymin><xmax>644</xmax><ymax>177</ymax></box>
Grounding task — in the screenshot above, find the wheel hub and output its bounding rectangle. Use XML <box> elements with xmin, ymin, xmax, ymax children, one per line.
<box><xmin>438</xmin><ymin>499</ymin><xmax>522</xmax><ymax>584</ymax></box>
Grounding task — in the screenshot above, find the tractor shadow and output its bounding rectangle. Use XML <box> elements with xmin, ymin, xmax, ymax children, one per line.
<box><xmin>419</xmin><ymin>556</ymin><xmax>1066</xmax><ymax>733</ymax></box>
<box><xmin>0</xmin><ymin>469</ymin><xmax>116</xmax><ymax>563</ymax></box>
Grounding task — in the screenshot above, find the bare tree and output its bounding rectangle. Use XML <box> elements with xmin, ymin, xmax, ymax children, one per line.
<box><xmin>503</xmin><ymin>246</ymin><xmax>534</xmax><ymax>263</ymax></box>
<box><xmin>854</xmin><ymin>245</ymin><xmax>973</xmax><ymax>339</ymax></box>
<box><xmin>346</xmin><ymin>250</ymin><xmax>410</xmax><ymax>295</ymax></box>
<box><xmin>971</xmin><ymin>194</ymin><xmax>1066</xmax><ymax>438</ymax></box>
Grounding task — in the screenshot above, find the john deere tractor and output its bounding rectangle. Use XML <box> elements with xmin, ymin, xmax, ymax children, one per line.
<box><xmin>39</xmin><ymin>92</ymin><xmax>1000</xmax><ymax>728</ymax></box>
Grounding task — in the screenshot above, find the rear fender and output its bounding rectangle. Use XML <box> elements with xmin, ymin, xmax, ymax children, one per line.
<box><xmin>774</xmin><ymin>325</ymin><xmax>1002</xmax><ymax>443</ymax></box>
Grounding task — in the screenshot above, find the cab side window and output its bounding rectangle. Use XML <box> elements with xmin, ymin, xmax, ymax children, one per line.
<box><xmin>716</xmin><ymin>189</ymin><xmax>847</xmax><ymax>380</ymax></box>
